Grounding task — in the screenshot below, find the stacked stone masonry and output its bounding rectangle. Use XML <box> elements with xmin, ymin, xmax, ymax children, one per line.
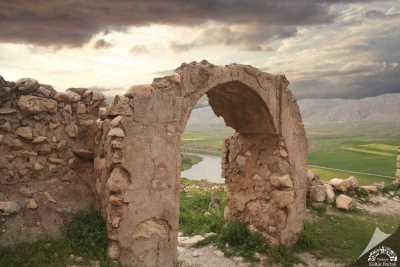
<box><xmin>1</xmin><ymin>61</ymin><xmax>309</xmax><ymax>267</ymax></box>
<box><xmin>0</xmin><ymin>76</ymin><xmax>106</xmax><ymax>245</ymax></box>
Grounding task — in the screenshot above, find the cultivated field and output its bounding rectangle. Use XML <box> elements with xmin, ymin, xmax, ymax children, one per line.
<box><xmin>181</xmin><ymin>124</ymin><xmax>400</xmax><ymax>185</ymax></box>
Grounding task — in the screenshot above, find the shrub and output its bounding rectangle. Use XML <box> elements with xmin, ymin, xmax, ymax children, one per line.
<box><xmin>0</xmin><ymin>209</ymin><xmax>119</xmax><ymax>267</ymax></box>
<box><xmin>267</xmin><ymin>245</ymin><xmax>303</xmax><ymax>267</ymax></box>
<box><xmin>180</xmin><ymin>191</ymin><xmax>225</xmax><ymax>235</ymax></box>
<box><xmin>294</xmin><ymin>222</ymin><xmax>316</xmax><ymax>252</ymax></box>
<box><xmin>311</xmin><ymin>203</ymin><xmax>327</xmax><ymax>215</ymax></box>
<box><xmin>353</xmin><ymin>187</ymin><xmax>369</xmax><ymax>202</ymax></box>
<box><xmin>216</xmin><ymin>222</ymin><xmax>268</xmax><ymax>261</ymax></box>
<box><xmin>380</xmin><ymin>183</ymin><xmax>400</xmax><ymax>194</ymax></box>
<box><xmin>66</xmin><ymin>209</ymin><xmax>108</xmax><ymax>259</ymax></box>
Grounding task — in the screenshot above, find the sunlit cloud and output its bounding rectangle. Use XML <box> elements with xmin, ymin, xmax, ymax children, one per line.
<box><xmin>0</xmin><ymin>0</ymin><xmax>398</xmax><ymax>99</ymax></box>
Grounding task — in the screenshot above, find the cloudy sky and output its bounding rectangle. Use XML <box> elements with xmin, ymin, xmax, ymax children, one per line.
<box><xmin>0</xmin><ymin>0</ymin><xmax>399</xmax><ymax>99</ymax></box>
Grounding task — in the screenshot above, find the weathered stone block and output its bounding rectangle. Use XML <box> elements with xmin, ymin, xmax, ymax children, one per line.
<box><xmin>17</xmin><ymin>95</ymin><xmax>57</xmax><ymax>114</ymax></box>
<box><xmin>335</xmin><ymin>194</ymin><xmax>353</xmax><ymax>211</ymax></box>
<box><xmin>106</xmin><ymin>167</ymin><xmax>130</xmax><ymax>193</ymax></box>
<box><xmin>16</xmin><ymin>126</ymin><xmax>33</xmax><ymax>140</ymax></box>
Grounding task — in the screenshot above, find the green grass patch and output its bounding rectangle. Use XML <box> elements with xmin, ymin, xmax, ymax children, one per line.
<box><xmin>295</xmin><ymin>213</ymin><xmax>399</xmax><ymax>264</ymax></box>
<box><xmin>181</xmin><ymin>129</ymin><xmax>232</xmax><ymax>155</ymax></box>
<box><xmin>216</xmin><ymin>222</ymin><xmax>268</xmax><ymax>262</ymax></box>
<box><xmin>181</xmin><ymin>189</ymin><xmax>399</xmax><ymax>266</ymax></box>
<box><xmin>308</xmin><ymin>136</ymin><xmax>398</xmax><ymax>179</ymax></box>
<box><xmin>0</xmin><ymin>210</ymin><xmax>119</xmax><ymax>267</ymax></box>
<box><xmin>195</xmin><ymin>222</ymin><xmax>269</xmax><ymax>263</ymax></box>
<box><xmin>380</xmin><ymin>183</ymin><xmax>400</xmax><ymax>195</ymax></box>
<box><xmin>180</xmin><ymin>191</ymin><xmax>225</xmax><ymax>236</ymax></box>
<box><xmin>65</xmin><ymin>210</ymin><xmax>108</xmax><ymax>259</ymax></box>
<box><xmin>352</xmin><ymin>187</ymin><xmax>370</xmax><ymax>202</ymax></box>
<box><xmin>181</xmin><ymin>191</ymin><xmax>269</xmax><ymax>263</ymax></box>
<box><xmin>267</xmin><ymin>245</ymin><xmax>304</xmax><ymax>267</ymax></box>
<box><xmin>342</xmin><ymin>147</ymin><xmax>395</xmax><ymax>157</ymax></box>
<box><xmin>358</xmin><ymin>143</ymin><xmax>399</xmax><ymax>153</ymax></box>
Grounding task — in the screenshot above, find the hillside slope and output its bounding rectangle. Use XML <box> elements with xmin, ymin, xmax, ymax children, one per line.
<box><xmin>187</xmin><ymin>93</ymin><xmax>400</xmax><ymax>129</ymax></box>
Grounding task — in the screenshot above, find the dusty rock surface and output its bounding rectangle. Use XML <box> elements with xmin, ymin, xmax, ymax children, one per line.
<box><xmin>295</xmin><ymin>253</ymin><xmax>345</xmax><ymax>267</ymax></box>
<box><xmin>178</xmin><ymin>246</ymin><xmax>251</xmax><ymax>267</ymax></box>
<box><xmin>177</xmin><ymin>246</ymin><xmax>344</xmax><ymax>267</ymax></box>
<box><xmin>357</xmin><ymin>195</ymin><xmax>400</xmax><ymax>216</ymax></box>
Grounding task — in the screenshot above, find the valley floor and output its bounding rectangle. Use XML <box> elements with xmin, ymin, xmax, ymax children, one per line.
<box><xmin>182</xmin><ymin>127</ymin><xmax>400</xmax><ymax>185</ymax></box>
<box><xmin>1</xmin><ymin>177</ymin><xmax>399</xmax><ymax>267</ymax></box>
<box><xmin>178</xmin><ymin>178</ymin><xmax>400</xmax><ymax>267</ymax></box>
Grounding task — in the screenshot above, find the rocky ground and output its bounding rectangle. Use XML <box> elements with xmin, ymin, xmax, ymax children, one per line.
<box><xmin>177</xmin><ymin>240</ymin><xmax>345</xmax><ymax>267</ymax></box>
<box><xmin>177</xmin><ymin>172</ymin><xmax>400</xmax><ymax>267</ymax></box>
<box><xmin>357</xmin><ymin>195</ymin><xmax>400</xmax><ymax>216</ymax></box>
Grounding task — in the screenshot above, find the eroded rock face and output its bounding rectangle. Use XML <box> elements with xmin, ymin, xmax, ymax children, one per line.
<box><xmin>94</xmin><ymin>61</ymin><xmax>308</xmax><ymax>267</ymax></box>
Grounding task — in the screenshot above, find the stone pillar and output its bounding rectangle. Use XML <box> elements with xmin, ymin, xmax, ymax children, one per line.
<box><xmin>114</xmin><ymin>121</ymin><xmax>180</xmax><ymax>267</ymax></box>
<box><xmin>94</xmin><ymin>86</ymin><xmax>182</xmax><ymax>266</ymax></box>
<box><xmin>223</xmin><ymin>133</ymin><xmax>295</xmax><ymax>245</ymax></box>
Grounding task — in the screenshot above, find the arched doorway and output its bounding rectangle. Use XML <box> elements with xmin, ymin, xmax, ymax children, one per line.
<box><xmin>94</xmin><ymin>61</ymin><xmax>308</xmax><ymax>267</ymax></box>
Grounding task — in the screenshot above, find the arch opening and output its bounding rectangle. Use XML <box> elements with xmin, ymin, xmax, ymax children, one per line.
<box><xmin>179</xmin><ymin>80</ymin><xmax>292</xmax><ymax>250</ymax></box>
<box><xmin>97</xmin><ymin>62</ymin><xmax>307</xmax><ymax>267</ymax></box>
<box><xmin>206</xmin><ymin>81</ymin><xmax>276</xmax><ymax>135</ymax></box>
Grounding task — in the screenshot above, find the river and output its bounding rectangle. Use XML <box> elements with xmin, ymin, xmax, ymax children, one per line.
<box><xmin>181</xmin><ymin>153</ymin><xmax>224</xmax><ymax>183</ymax></box>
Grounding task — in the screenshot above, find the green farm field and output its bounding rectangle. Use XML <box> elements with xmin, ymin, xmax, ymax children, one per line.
<box><xmin>181</xmin><ymin>128</ymin><xmax>233</xmax><ymax>156</ymax></box>
<box><xmin>182</xmin><ymin>124</ymin><xmax>400</xmax><ymax>185</ymax></box>
<box><xmin>308</xmin><ymin>135</ymin><xmax>398</xmax><ymax>185</ymax></box>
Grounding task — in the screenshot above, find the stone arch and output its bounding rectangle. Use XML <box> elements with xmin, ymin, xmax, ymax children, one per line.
<box><xmin>95</xmin><ymin>61</ymin><xmax>308</xmax><ymax>267</ymax></box>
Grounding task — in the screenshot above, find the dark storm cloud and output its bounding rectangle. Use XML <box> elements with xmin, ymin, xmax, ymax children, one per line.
<box><xmin>0</xmin><ymin>0</ymin><xmax>365</xmax><ymax>47</ymax></box>
<box><xmin>292</xmin><ymin>65</ymin><xmax>400</xmax><ymax>99</ymax></box>
<box><xmin>94</xmin><ymin>39</ymin><xmax>112</xmax><ymax>49</ymax></box>
<box><xmin>366</xmin><ymin>10</ymin><xmax>400</xmax><ymax>20</ymax></box>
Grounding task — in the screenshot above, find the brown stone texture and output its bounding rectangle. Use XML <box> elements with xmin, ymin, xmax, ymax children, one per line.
<box><xmin>0</xmin><ymin>77</ymin><xmax>106</xmax><ymax>245</ymax></box>
<box><xmin>1</xmin><ymin>61</ymin><xmax>308</xmax><ymax>267</ymax></box>
<box><xmin>94</xmin><ymin>61</ymin><xmax>308</xmax><ymax>267</ymax></box>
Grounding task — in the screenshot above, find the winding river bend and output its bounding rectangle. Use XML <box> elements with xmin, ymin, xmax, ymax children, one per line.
<box><xmin>181</xmin><ymin>153</ymin><xmax>224</xmax><ymax>183</ymax></box>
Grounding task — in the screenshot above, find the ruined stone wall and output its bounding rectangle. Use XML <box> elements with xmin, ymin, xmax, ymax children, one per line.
<box><xmin>93</xmin><ymin>61</ymin><xmax>308</xmax><ymax>267</ymax></box>
<box><xmin>223</xmin><ymin>133</ymin><xmax>295</xmax><ymax>245</ymax></box>
<box><xmin>93</xmin><ymin>96</ymin><xmax>136</xmax><ymax>263</ymax></box>
<box><xmin>0</xmin><ymin>61</ymin><xmax>308</xmax><ymax>267</ymax></box>
<box><xmin>94</xmin><ymin>93</ymin><xmax>179</xmax><ymax>266</ymax></box>
<box><xmin>0</xmin><ymin>75</ymin><xmax>106</xmax><ymax>245</ymax></box>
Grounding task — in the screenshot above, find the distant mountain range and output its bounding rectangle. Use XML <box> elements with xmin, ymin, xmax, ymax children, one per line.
<box><xmin>187</xmin><ymin>93</ymin><xmax>400</xmax><ymax>129</ymax></box>
<box><xmin>299</xmin><ymin>93</ymin><xmax>400</xmax><ymax>125</ymax></box>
